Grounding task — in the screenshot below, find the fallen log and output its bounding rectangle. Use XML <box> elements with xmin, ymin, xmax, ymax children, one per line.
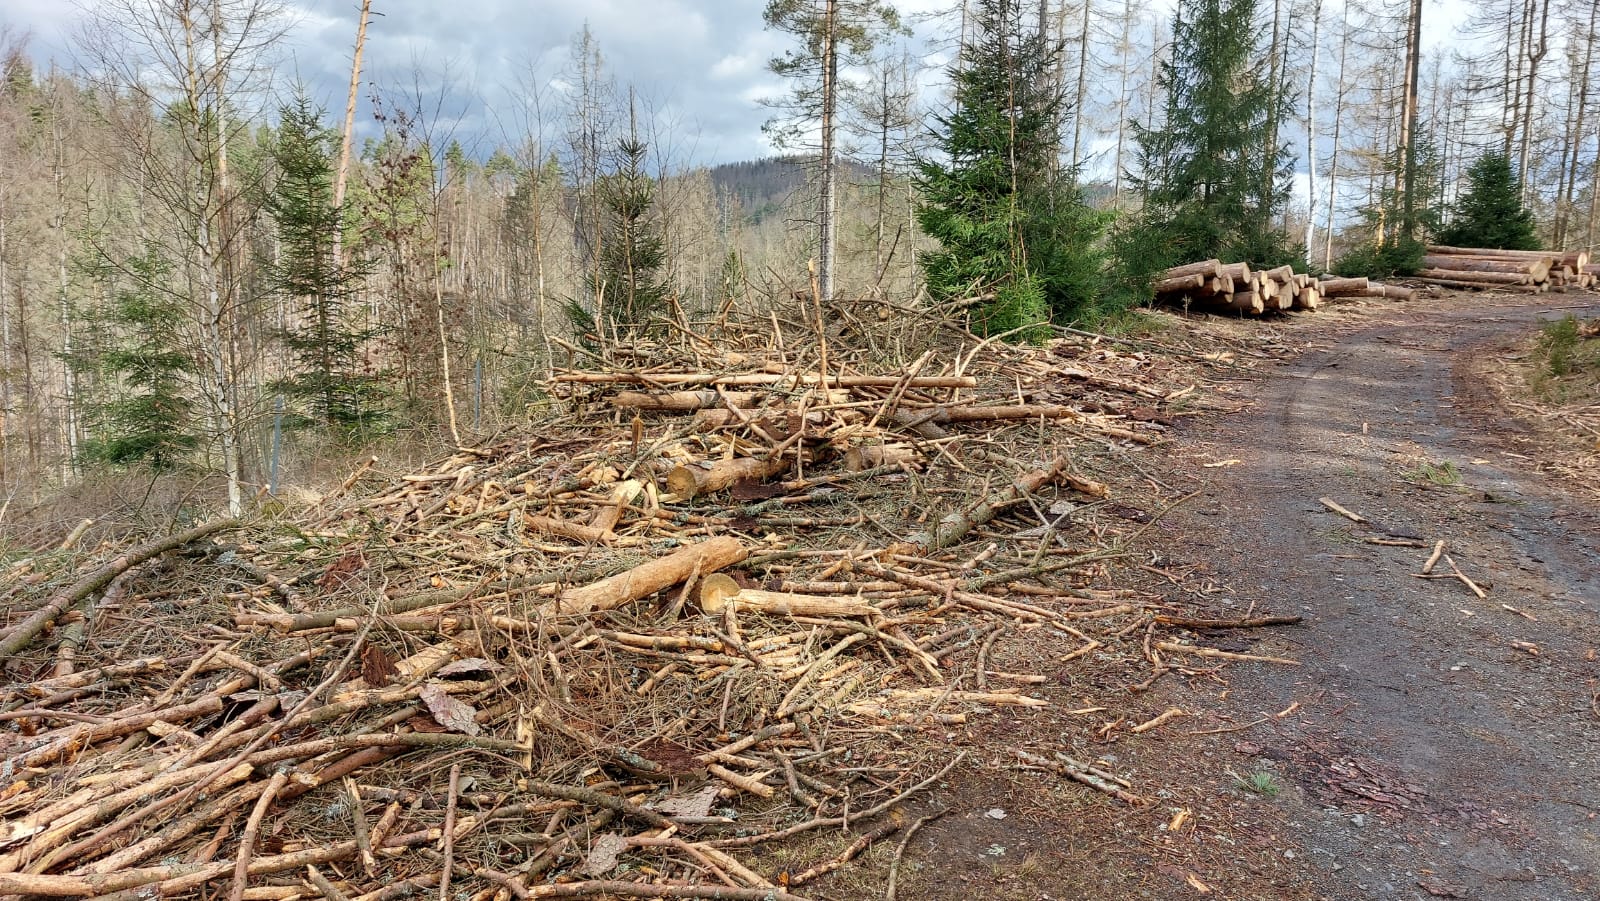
<box><xmin>1413</xmin><ymin>277</ymin><xmax>1540</xmax><ymax>293</ymax></box>
<box><xmin>1161</xmin><ymin>259</ymin><xmax>1222</xmax><ymax>280</ymax></box>
<box><xmin>667</xmin><ymin>457</ymin><xmax>791</xmax><ymax>498</ymax></box>
<box><xmin>699</xmin><ymin>575</ymin><xmax>875</xmax><ymax>618</ymax></box>
<box><xmin>0</xmin><ymin>519</ymin><xmax>238</xmax><ymax>658</ymax></box>
<box><xmin>1316</xmin><ymin>277</ymin><xmax>1368</xmax><ymax>296</ymax></box>
<box><xmin>553</xmin><ymin>536</ymin><xmax>748</xmax><ymax>615</ymax></box>
<box><xmin>910</xmin><ymin>455</ymin><xmax>1074</xmax><ymax>552</ymax></box>
<box><xmin>554</xmin><ymin>372</ymin><xmax>976</xmax><ymax>389</ymax></box>
<box><xmin>1420</xmin><ymin>255</ymin><xmax>1550</xmax><ymax>280</ymax></box>
<box><xmin>1155</xmin><ymin>273</ymin><xmax>1206</xmax><ymax>294</ymax></box>
<box><xmin>613</xmin><ymin>391</ymin><xmax>755</xmax><ymax>411</ymax></box>
<box><xmin>1415</xmin><ymin>268</ymin><xmax>1529</xmax><ymax>285</ymax></box>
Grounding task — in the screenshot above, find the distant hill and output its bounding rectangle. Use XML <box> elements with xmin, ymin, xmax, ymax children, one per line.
<box><xmin>707</xmin><ymin>155</ymin><xmax>876</xmax><ymax>224</ymax></box>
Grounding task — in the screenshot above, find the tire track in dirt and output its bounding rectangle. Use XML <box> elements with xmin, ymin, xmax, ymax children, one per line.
<box><xmin>1174</xmin><ymin>299</ymin><xmax>1600</xmax><ymax>900</ymax></box>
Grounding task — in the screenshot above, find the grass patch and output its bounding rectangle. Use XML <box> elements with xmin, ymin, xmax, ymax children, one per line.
<box><xmin>1529</xmin><ymin>315</ymin><xmax>1600</xmax><ymax>403</ymax></box>
<box><xmin>1233</xmin><ymin>768</ymin><xmax>1282</xmax><ymax>798</ymax></box>
<box><xmin>1405</xmin><ymin>459</ymin><xmax>1463</xmax><ymax>487</ymax></box>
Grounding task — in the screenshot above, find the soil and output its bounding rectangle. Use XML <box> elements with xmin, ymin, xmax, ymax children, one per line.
<box><xmin>807</xmin><ymin>295</ymin><xmax>1600</xmax><ymax>901</ymax></box>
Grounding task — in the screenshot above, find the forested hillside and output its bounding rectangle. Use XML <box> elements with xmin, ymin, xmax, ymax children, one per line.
<box><xmin>0</xmin><ymin>0</ymin><xmax>1597</xmax><ymax>514</ymax></box>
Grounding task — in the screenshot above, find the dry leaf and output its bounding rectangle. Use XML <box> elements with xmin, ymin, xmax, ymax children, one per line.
<box><xmin>360</xmin><ymin>645</ymin><xmax>397</xmax><ymax>686</ymax></box>
<box><xmin>436</xmin><ymin>657</ymin><xmax>495</xmax><ymax>677</ymax></box>
<box><xmin>419</xmin><ymin>683</ymin><xmax>480</xmax><ymax>736</ymax></box>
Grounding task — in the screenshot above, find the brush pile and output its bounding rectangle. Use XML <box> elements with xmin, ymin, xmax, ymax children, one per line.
<box><xmin>0</xmin><ymin>310</ymin><xmax>1278</xmax><ymax>900</ymax></box>
<box><xmin>1420</xmin><ymin>245</ymin><xmax>1592</xmax><ymax>293</ymax></box>
<box><xmin>1153</xmin><ymin>259</ymin><xmax>1415</xmax><ymax>315</ymax></box>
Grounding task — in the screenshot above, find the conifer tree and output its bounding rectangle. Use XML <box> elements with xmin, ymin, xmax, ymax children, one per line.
<box><xmin>916</xmin><ymin>0</ymin><xmax>1105</xmax><ymax>336</ymax></box>
<box><xmin>76</xmin><ymin>247</ymin><xmax>200</xmax><ymax>470</ymax></box>
<box><xmin>589</xmin><ymin>100</ymin><xmax>668</xmax><ymax>335</ymax></box>
<box><xmin>266</xmin><ymin>93</ymin><xmax>384</xmax><ymax>431</ymax></box>
<box><xmin>1127</xmin><ymin>0</ymin><xmax>1295</xmax><ymax>266</ymax></box>
<box><xmin>1437</xmin><ymin>153</ymin><xmax>1540</xmax><ymax>250</ymax></box>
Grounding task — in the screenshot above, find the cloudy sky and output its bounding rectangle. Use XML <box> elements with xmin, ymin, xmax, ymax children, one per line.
<box><xmin>7</xmin><ymin>0</ymin><xmax>959</xmax><ymax>165</ymax></box>
<box><xmin>8</xmin><ymin>0</ymin><xmax>1474</xmax><ymax>168</ymax></box>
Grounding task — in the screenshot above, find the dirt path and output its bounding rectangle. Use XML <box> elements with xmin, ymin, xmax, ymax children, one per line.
<box><xmin>1170</xmin><ymin>298</ymin><xmax>1600</xmax><ymax>899</ymax></box>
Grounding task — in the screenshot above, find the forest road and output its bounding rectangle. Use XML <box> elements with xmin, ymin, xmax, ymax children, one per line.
<box><xmin>1174</xmin><ymin>297</ymin><xmax>1600</xmax><ymax>901</ymax></box>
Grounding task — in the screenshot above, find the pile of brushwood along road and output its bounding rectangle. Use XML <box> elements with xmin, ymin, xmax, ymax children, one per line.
<box><xmin>0</xmin><ymin>302</ymin><xmax>1314</xmax><ymax>900</ymax></box>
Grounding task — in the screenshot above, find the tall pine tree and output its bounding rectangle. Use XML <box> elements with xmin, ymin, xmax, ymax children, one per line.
<box><xmin>1437</xmin><ymin>153</ymin><xmax>1540</xmax><ymax>250</ymax></box>
<box><xmin>917</xmin><ymin>0</ymin><xmax>1105</xmax><ymax>335</ymax></box>
<box><xmin>267</xmin><ymin>93</ymin><xmax>384</xmax><ymax>431</ymax></box>
<box><xmin>1128</xmin><ymin>0</ymin><xmax>1295</xmax><ymax>266</ymax></box>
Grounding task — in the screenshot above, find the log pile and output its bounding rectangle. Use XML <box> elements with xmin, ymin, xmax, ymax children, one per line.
<box><xmin>1420</xmin><ymin>245</ymin><xmax>1593</xmax><ymax>293</ymax></box>
<box><xmin>1152</xmin><ymin>259</ymin><xmax>1416</xmax><ymax>315</ymax></box>
<box><xmin>0</xmin><ymin>318</ymin><xmax>1295</xmax><ymax>900</ymax></box>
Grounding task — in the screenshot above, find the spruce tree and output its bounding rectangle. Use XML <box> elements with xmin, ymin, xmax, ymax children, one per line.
<box><xmin>1437</xmin><ymin>153</ymin><xmax>1540</xmax><ymax>250</ymax></box>
<box><xmin>76</xmin><ymin>247</ymin><xmax>200</xmax><ymax>471</ymax></box>
<box><xmin>589</xmin><ymin>101</ymin><xmax>668</xmax><ymax>335</ymax></box>
<box><xmin>917</xmin><ymin>0</ymin><xmax>1105</xmax><ymax>335</ymax></box>
<box><xmin>1127</xmin><ymin>0</ymin><xmax>1295</xmax><ymax>266</ymax></box>
<box><xmin>266</xmin><ymin>93</ymin><xmax>384</xmax><ymax>431</ymax></box>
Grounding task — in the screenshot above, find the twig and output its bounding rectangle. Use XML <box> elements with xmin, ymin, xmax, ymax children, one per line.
<box><xmin>884</xmin><ymin>808</ymin><xmax>949</xmax><ymax>901</ymax></box>
<box><xmin>526</xmin><ymin>883</ymin><xmax>809</xmax><ymax>900</ymax></box>
<box><xmin>229</xmin><ymin>771</ymin><xmax>289</xmax><ymax>901</ymax></box>
<box><xmin>1422</xmin><ymin>540</ymin><xmax>1446</xmax><ymax>575</ymax></box>
<box><xmin>440</xmin><ymin>764</ymin><xmax>461</xmax><ymax>901</ymax></box>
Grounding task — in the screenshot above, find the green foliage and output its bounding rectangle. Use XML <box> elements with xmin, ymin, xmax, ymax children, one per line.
<box><xmin>1234</xmin><ymin>769</ymin><xmax>1281</xmax><ymax>798</ymax></box>
<box><xmin>1528</xmin><ymin>316</ymin><xmax>1600</xmax><ymax>406</ymax></box>
<box><xmin>1334</xmin><ymin>136</ymin><xmax>1443</xmax><ymax>278</ymax></box>
<box><xmin>761</xmin><ymin>0</ymin><xmax>905</xmax><ymax>150</ymax></box>
<box><xmin>1128</xmin><ymin>0</ymin><xmax>1295</xmax><ymax>265</ymax></box>
<box><xmin>1333</xmin><ymin>236</ymin><xmax>1425</xmax><ymax>280</ymax></box>
<box><xmin>1405</xmin><ymin>459</ymin><xmax>1462</xmax><ymax>487</ymax></box>
<box><xmin>917</xmin><ymin>0</ymin><xmax>1106</xmax><ymax>336</ymax></box>
<box><xmin>1437</xmin><ymin>153</ymin><xmax>1540</xmax><ymax>251</ymax></box>
<box><xmin>1100</xmin><ymin>213</ymin><xmax>1175</xmax><ymax>314</ymax></box>
<box><xmin>266</xmin><ymin>92</ymin><xmax>387</xmax><ymax>432</ymax></box>
<box><xmin>76</xmin><ymin>247</ymin><xmax>200</xmax><ymax>470</ymax></box>
<box><xmin>1538</xmin><ymin>316</ymin><xmax>1583</xmax><ymax>377</ymax></box>
<box><xmin>589</xmin><ymin>116</ymin><xmax>669</xmax><ymax>335</ymax></box>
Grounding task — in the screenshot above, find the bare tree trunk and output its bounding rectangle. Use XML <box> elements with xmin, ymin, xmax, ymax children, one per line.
<box><xmin>1397</xmin><ymin>0</ymin><xmax>1423</xmax><ymax>241</ymax></box>
<box><xmin>1518</xmin><ymin>0</ymin><xmax>1549</xmax><ymax>200</ymax></box>
<box><xmin>817</xmin><ymin>0</ymin><xmax>838</xmax><ymax>305</ymax></box>
<box><xmin>1304</xmin><ymin>0</ymin><xmax>1322</xmax><ymax>264</ymax></box>
<box><xmin>1111</xmin><ymin>0</ymin><xmax>1132</xmax><ymax>207</ymax></box>
<box><xmin>1069</xmin><ymin>0</ymin><xmax>1092</xmax><ymax>171</ymax></box>
<box><xmin>332</xmin><ymin>0</ymin><xmax>372</xmax><ymax>272</ymax></box>
<box><xmin>1516</xmin><ymin>0</ymin><xmax>1542</xmax><ymax>196</ymax></box>
<box><xmin>1322</xmin><ymin>0</ymin><xmax>1348</xmax><ymax>269</ymax></box>
<box><xmin>51</xmin><ymin>115</ymin><xmax>77</xmax><ymax>473</ymax></box>
<box><xmin>0</xmin><ymin>177</ymin><xmax>9</xmax><ymax>487</ymax></box>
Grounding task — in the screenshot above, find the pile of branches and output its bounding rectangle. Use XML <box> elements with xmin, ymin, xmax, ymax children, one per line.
<box><xmin>0</xmin><ymin>313</ymin><xmax>1289</xmax><ymax>900</ymax></box>
<box><xmin>1153</xmin><ymin>259</ymin><xmax>1415</xmax><ymax>315</ymax></box>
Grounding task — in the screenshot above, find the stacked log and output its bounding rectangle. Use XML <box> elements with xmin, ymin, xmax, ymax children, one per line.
<box><xmin>1422</xmin><ymin>245</ymin><xmax>1592</xmax><ymax>292</ymax></box>
<box><xmin>1152</xmin><ymin>260</ymin><xmax>1415</xmax><ymax>315</ymax></box>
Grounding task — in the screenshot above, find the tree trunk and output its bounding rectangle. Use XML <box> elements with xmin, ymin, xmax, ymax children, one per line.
<box><xmin>1304</xmin><ymin>0</ymin><xmax>1322</xmax><ymax>264</ymax></box>
<box><xmin>332</xmin><ymin>0</ymin><xmax>372</xmax><ymax>271</ymax></box>
<box><xmin>1070</xmin><ymin>0</ymin><xmax>1092</xmax><ymax>171</ymax></box>
<box><xmin>817</xmin><ymin>0</ymin><xmax>838</xmax><ymax>306</ymax></box>
<box><xmin>1322</xmin><ymin>1</ymin><xmax>1349</xmax><ymax>269</ymax></box>
<box><xmin>1397</xmin><ymin>0</ymin><xmax>1423</xmax><ymax>242</ymax></box>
